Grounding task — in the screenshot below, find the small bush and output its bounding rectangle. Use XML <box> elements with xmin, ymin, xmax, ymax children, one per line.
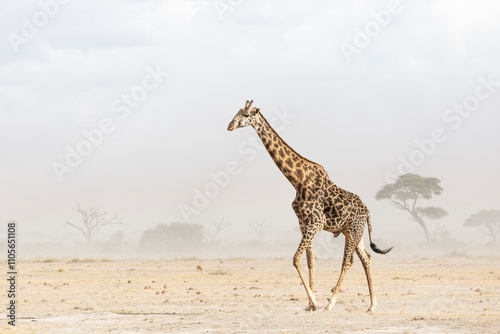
<box><xmin>139</xmin><ymin>222</ymin><xmax>203</xmax><ymax>252</ymax></box>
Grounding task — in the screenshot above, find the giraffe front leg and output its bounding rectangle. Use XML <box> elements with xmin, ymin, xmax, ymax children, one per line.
<box><xmin>293</xmin><ymin>234</ymin><xmax>319</xmax><ymax>311</ymax></box>
<box><xmin>305</xmin><ymin>246</ymin><xmax>316</xmax><ymax>310</ymax></box>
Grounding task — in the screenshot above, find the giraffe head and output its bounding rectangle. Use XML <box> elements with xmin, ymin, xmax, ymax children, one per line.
<box><xmin>227</xmin><ymin>100</ymin><xmax>260</xmax><ymax>131</ymax></box>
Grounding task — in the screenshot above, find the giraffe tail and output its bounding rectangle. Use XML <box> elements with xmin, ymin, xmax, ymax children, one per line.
<box><xmin>367</xmin><ymin>214</ymin><xmax>393</xmax><ymax>255</ymax></box>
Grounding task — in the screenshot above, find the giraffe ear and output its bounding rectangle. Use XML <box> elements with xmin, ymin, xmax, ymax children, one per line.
<box><xmin>251</xmin><ymin>108</ymin><xmax>260</xmax><ymax>116</ymax></box>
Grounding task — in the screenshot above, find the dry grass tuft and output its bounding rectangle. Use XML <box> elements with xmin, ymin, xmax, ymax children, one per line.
<box><xmin>42</xmin><ymin>258</ymin><xmax>60</xmax><ymax>263</ymax></box>
<box><xmin>209</xmin><ymin>269</ymin><xmax>232</xmax><ymax>276</ymax></box>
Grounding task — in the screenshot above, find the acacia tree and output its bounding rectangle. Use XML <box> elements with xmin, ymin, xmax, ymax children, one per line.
<box><xmin>375</xmin><ymin>173</ymin><xmax>448</xmax><ymax>243</ymax></box>
<box><xmin>66</xmin><ymin>204</ymin><xmax>123</xmax><ymax>244</ymax></box>
<box><xmin>464</xmin><ymin>210</ymin><xmax>500</xmax><ymax>245</ymax></box>
<box><xmin>206</xmin><ymin>218</ymin><xmax>232</xmax><ymax>244</ymax></box>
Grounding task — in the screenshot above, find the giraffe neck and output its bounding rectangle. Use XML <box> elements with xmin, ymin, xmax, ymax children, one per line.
<box><xmin>252</xmin><ymin>113</ymin><xmax>318</xmax><ymax>188</ymax></box>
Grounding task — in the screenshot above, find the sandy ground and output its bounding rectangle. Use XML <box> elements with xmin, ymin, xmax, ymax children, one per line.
<box><xmin>3</xmin><ymin>256</ymin><xmax>500</xmax><ymax>333</ymax></box>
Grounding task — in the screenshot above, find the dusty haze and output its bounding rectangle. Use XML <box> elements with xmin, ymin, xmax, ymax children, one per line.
<box><xmin>1</xmin><ymin>0</ymin><xmax>500</xmax><ymax>256</ymax></box>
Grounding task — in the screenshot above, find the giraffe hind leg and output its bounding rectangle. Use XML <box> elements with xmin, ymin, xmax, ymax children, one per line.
<box><xmin>325</xmin><ymin>231</ymin><xmax>358</xmax><ymax>311</ymax></box>
<box><xmin>356</xmin><ymin>239</ymin><xmax>377</xmax><ymax>312</ymax></box>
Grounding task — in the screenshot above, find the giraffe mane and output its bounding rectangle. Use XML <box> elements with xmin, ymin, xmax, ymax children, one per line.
<box><xmin>259</xmin><ymin>113</ymin><xmax>321</xmax><ymax>167</ymax></box>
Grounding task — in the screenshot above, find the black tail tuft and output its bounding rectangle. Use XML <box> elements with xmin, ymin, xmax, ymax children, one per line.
<box><xmin>370</xmin><ymin>242</ymin><xmax>393</xmax><ymax>255</ymax></box>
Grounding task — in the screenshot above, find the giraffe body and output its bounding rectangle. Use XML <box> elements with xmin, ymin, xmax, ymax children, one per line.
<box><xmin>228</xmin><ymin>100</ymin><xmax>392</xmax><ymax>312</ymax></box>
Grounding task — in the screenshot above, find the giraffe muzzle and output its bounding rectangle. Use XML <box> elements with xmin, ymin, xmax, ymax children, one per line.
<box><xmin>227</xmin><ymin>122</ymin><xmax>236</xmax><ymax>131</ymax></box>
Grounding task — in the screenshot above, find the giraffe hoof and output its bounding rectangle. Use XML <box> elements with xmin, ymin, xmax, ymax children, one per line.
<box><xmin>305</xmin><ymin>305</ymin><xmax>318</xmax><ymax>311</ymax></box>
<box><xmin>367</xmin><ymin>307</ymin><xmax>375</xmax><ymax>313</ymax></box>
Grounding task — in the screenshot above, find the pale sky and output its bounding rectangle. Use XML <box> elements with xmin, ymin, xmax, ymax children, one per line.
<box><xmin>1</xmin><ymin>0</ymin><xmax>499</xmax><ymax>246</ymax></box>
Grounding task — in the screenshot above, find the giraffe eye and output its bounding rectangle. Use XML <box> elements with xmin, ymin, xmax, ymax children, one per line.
<box><xmin>243</xmin><ymin>114</ymin><xmax>250</xmax><ymax>118</ymax></box>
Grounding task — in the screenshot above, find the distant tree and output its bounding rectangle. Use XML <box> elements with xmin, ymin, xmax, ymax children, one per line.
<box><xmin>139</xmin><ymin>222</ymin><xmax>203</xmax><ymax>252</ymax></box>
<box><xmin>464</xmin><ymin>210</ymin><xmax>500</xmax><ymax>245</ymax></box>
<box><xmin>206</xmin><ymin>218</ymin><xmax>232</xmax><ymax>244</ymax></box>
<box><xmin>375</xmin><ymin>173</ymin><xmax>448</xmax><ymax>242</ymax></box>
<box><xmin>66</xmin><ymin>204</ymin><xmax>123</xmax><ymax>244</ymax></box>
<box><xmin>249</xmin><ymin>221</ymin><xmax>271</xmax><ymax>242</ymax></box>
<box><xmin>429</xmin><ymin>222</ymin><xmax>450</xmax><ymax>242</ymax></box>
<box><xmin>110</xmin><ymin>230</ymin><xmax>125</xmax><ymax>248</ymax></box>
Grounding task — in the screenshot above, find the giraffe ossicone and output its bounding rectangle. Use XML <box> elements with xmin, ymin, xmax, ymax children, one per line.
<box><xmin>227</xmin><ymin>100</ymin><xmax>393</xmax><ymax>312</ymax></box>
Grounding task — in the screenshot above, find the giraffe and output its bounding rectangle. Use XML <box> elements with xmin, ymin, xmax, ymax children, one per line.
<box><xmin>227</xmin><ymin>100</ymin><xmax>392</xmax><ymax>312</ymax></box>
